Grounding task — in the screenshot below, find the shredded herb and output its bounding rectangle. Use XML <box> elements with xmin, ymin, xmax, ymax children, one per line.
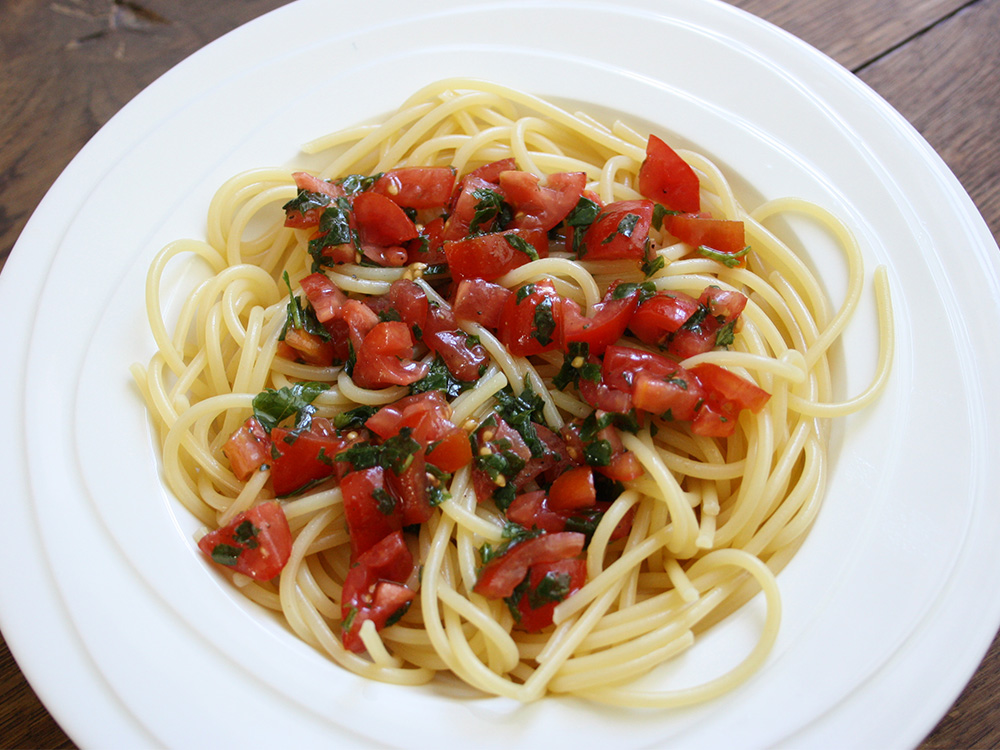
<box><xmin>697</xmin><ymin>244</ymin><xmax>751</xmax><ymax>268</ymax></box>
<box><xmin>333</xmin><ymin>404</ymin><xmax>378</xmax><ymax>430</ymax></box>
<box><xmin>531</xmin><ymin>296</ymin><xmax>556</xmax><ymax>347</ymax></box>
<box><xmin>565</xmin><ymin>196</ymin><xmax>601</xmax><ymax>256</ymax></box>
<box><xmin>715</xmin><ymin>319</ymin><xmax>737</xmax><ymax>347</ymax></box>
<box><xmin>279</xmin><ymin>272</ymin><xmax>330</xmax><ymax>342</ymax></box>
<box><xmin>528</xmin><ymin>571</ymin><xmax>572</xmax><ymax>608</ymax></box>
<box><xmin>468</xmin><ymin>188</ymin><xmax>512</xmax><ymax>235</ymax></box>
<box><xmin>372</xmin><ymin>487</ymin><xmax>397</xmax><ymax>515</ymax></box>
<box><xmin>583</xmin><ymin>439</ymin><xmax>613</xmax><ymax>467</ymax></box>
<box><xmin>252</xmin><ymin>382</ymin><xmax>330</xmax><ymax>432</ymax></box>
<box><xmin>552</xmin><ymin>342</ymin><xmax>601</xmax><ymax>391</ymax></box>
<box><xmin>609</xmin><ymin>281</ymin><xmax>657</xmax><ymax>303</ymax></box>
<box><xmin>651</xmin><ymin>203</ymin><xmax>680</xmax><ymax>231</ymax></box>
<box><xmin>504</xmin><ymin>233</ymin><xmax>540</xmax><ymax>261</ymax></box>
<box><xmin>641</xmin><ymin>252</ymin><xmax>666</xmax><ymax>278</ymax></box>
<box><xmin>336</xmin><ymin>428</ymin><xmax>421</xmax><ymax>476</ymax></box>
<box><xmin>409</xmin><ymin>356</ymin><xmax>472</xmax><ymax>397</ymax></box>
<box><xmin>282</xmin><ymin>189</ymin><xmax>330</xmax><ymax>217</ymax></box>
<box><xmin>337</xmin><ymin>173</ymin><xmax>383</xmax><ymax>195</ymax></box>
<box><xmin>494</xmin><ymin>380</ymin><xmax>547</xmax><ymax>457</ymax></box>
<box><xmin>601</xmin><ymin>212</ymin><xmax>640</xmax><ymax>245</ymax></box>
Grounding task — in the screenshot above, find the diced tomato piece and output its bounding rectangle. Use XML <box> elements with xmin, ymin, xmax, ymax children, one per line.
<box><xmin>386</xmin><ymin>448</ymin><xmax>433</xmax><ymax>526</ymax></box>
<box><xmin>667</xmin><ymin>214</ymin><xmax>746</xmax><ymax>257</ymax></box>
<box><xmin>599</xmin><ymin>450</ymin><xmax>644</xmax><ymax>482</ymax></box>
<box><xmin>450</xmin><ymin>158</ymin><xmax>517</xmax><ymax>208</ymax></box>
<box><xmin>292</xmin><ymin>171</ymin><xmax>346</xmax><ymax>201</ymax></box>
<box><xmin>353</xmin><ymin>191</ymin><xmax>419</xmax><ymax>248</ymax></box>
<box><xmin>371</xmin><ymin>167</ymin><xmax>455</xmax><ymax>209</ymax></box>
<box><xmin>282</xmin><ymin>327</ymin><xmax>336</xmax><ymax>366</ymax></box>
<box><xmin>452</xmin><ymin>278</ymin><xmax>511</xmax><ymax>330</ymax></box>
<box><xmin>197</xmin><ymin>501</ymin><xmax>292</xmax><ymax>581</ymax></box>
<box><xmin>474</xmin><ymin>531</ymin><xmax>586</xmax><ymax>599</ymax></box>
<box><xmin>426</xmin><ymin>428</ymin><xmax>474</xmax><ymax>473</ymax></box>
<box><xmin>637</xmin><ymin>134</ymin><xmax>701</xmax><ymax>213</ymax></box>
<box><xmin>338</xmin><ymin>299</ymin><xmax>380</xmax><ymax>352</ymax></box>
<box><xmin>577</xmin><ymin>372</ymin><xmax>634</xmax><ymax>414</ymax></box>
<box><xmin>667</xmin><ymin>322</ymin><xmax>719</xmax><ymax>359</ymax></box>
<box><xmin>444</xmin><ymin>228</ymin><xmax>548</xmax><ymax>281</ymax></box>
<box><xmin>351</xmin><ymin>321</ymin><xmax>429</xmax><ymax>389</ymax></box>
<box><xmin>442</xmin><ymin>175</ymin><xmax>504</xmax><ymax>241</ymax></box>
<box><xmin>699</xmin><ymin>286</ymin><xmax>747</xmax><ymax>323</ymax></box>
<box><xmin>385</xmin><ymin>278</ymin><xmax>430</xmax><ymax>331</ymax></box>
<box><xmin>632</xmin><ymin>369</ymin><xmax>705</xmax><ymax>421</ymax></box>
<box><xmin>513</xmin><ymin>558</ymin><xmax>587</xmax><ymax>632</ymax></box>
<box><xmin>497</xmin><ymin>279</ymin><xmax>564</xmax><ymax>357</ymax></box>
<box><xmin>507</xmin><ymin>491</ymin><xmax>570</xmax><ymax>534</ymax></box>
<box><xmin>691</xmin><ymin>401</ymin><xmax>736</xmax><ymax>437</ymax></box>
<box><xmin>691</xmin><ymin>363</ymin><xmax>771</xmax><ymax>415</ymax></box>
<box><xmin>627</xmin><ymin>291</ymin><xmax>701</xmax><ymax>347</ymax></box>
<box><xmin>269</xmin><ymin>427</ymin><xmax>344</xmax><ymax>497</ymax></box>
<box><xmin>223</xmin><ymin>416</ymin><xmax>271</xmax><ymax>481</ymax></box>
<box><xmin>425</xmin><ymin>328</ymin><xmax>488</xmax><ymax>382</ymax></box>
<box><xmin>601</xmin><ymin>345</ymin><xmax>683</xmax><ymax>393</ymax></box>
<box><xmin>562</xmin><ymin>293</ymin><xmax>639</xmax><ymax>354</ymax></box>
<box><xmin>500</xmin><ymin>170</ymin><xmax>587</xmax><ymax>232</ymax></box>
<box><xmin>365</xmin><ymin>391</ymin><xmax>451</xmax><ymax>441</ymax></box>
<box><xmin>407</xmin><ymin>216</ymin><xmax>448</xmax><ymax>266</ymax></box>
<box><xmin>360</xmin><ymin>243</ymin><xmax>408</xmax><ymax>268</ymax></box>
<box><xmin>548</xmin><ymin>466</ymin><xmax>597</xmax><ymax>511</ymax></box>
<box><xmin>341</xmin><ymin>466</ymin><xmax>403</xmax><ymax>559</ymax></box>
<box><xmin>298</xmin><ymin>272</ymin><xmax>348</xmax><ymax>323</ymax></box>
<box><xmin>581</xmin><ymin>200</ymin><xmax>654</xmax><ymax>260</ymax></box>
<box><xmin>341</xmin><ymin>531</ymin><xmax>415</xmax><ymax>652</ymax></box>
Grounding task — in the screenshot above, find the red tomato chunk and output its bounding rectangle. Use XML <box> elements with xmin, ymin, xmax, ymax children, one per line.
<box><xmin>198</xmin><ymin>501</ymin><xmax>292</xmax><ymax>581</ymax></box>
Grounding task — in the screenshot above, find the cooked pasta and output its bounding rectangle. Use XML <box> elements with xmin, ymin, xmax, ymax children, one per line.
<box><xmin>131</xmin><ymin>78</ymin><xmax>893</xmax><ymax>705</ymax></box>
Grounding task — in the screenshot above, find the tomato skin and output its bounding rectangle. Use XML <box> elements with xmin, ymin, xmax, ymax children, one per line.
<box><xmin>628</xmin><ymin>291</ymin><xmax>701</xmax><ymax>347</ymax></box>
<box><xmin>699</xmin><ymin>286</ymin><xmax>747</xmax><ymax>322</ymax></box>
<box><xmin>425</xmin><ymin>429</ymin><xmax>474</xmax><ymax>473</ymax></box>
<box><xmin>562</xmin><ymin>293</ymin><xmax>639</xmax><ymax>355</ymax></box>
<box><xmin>507</xmin><ymin>491</ymin><xmax>569</xmax><ymax>534</ymax></box>
<box><xmin>386</xmin><ymin>448</ymin><xmax>433</xmax><ymax>526</ymax></box>
<box><xmin>450</xmin><ymin>158</ymin><xmax>518</xmax><ymax>208</ymax></box>
<box><xmin>366</xmin><ymin>391</ymin><xmax>452</xmax><ymax>442</ymax></box>
<box><xmin>198</xmin><ymin>501</ymin><xmax>292</xmax><ymax>581</ymax></box>
<box><xmin>371</xmin><ymin>167</ymin><xmax>455</xmax><ymax>209</ymax></box>
<box><xmin>444</xmin><ymin>228</ymin><xmax>548</xmax><ymax>282</ymax></box>
<box><xmin>281</xmin><ymin>327</ymin><xmax>336</xmax><ymax>366</ymax></box>
<box><xmin>637</xmin><ymin>134</ymin><xmax>701</xmax><ymax>213</ymax></box>
<box><xmin>269</xmin><ymin>427</ymin><xmax>347</xmax><ymax>497</ymax></box>
<box><xmin>386</xmin><ymin>278</ymin><xmax>430</xmax><ymax>331</ymax></box>
<box><xmin>632</xmin><ymin>369</ymin><xmax>705</xmax><ymax>422</ymax></box>
<box><xmin>299</xmin><ymin>272</ymin><xmax>348</xmax><ymax>323</ymax></box>
<box><xmin>351</xmin><ymin>321</ymin><xmax>429</xmax><ymax>389</ymax></box>
<box><xmin>667</xmin><ymin>214</ymin><xmax>746</xmax><ymax>257</ymax></box>
<box><xmin>442</xmin><ymin>175</ymin><xmax>503</xmax><ymax>241</ymax></box>
<box><xmin>500</xmin><ymin>170</ymin><xmax>587</xmax><ymax>232</ymax></box>
<box><xmin>690</xmin><ymin>363</ymin><xmax>771</xmax><ymax>415</ymax></box>
<box><xmin>581</xmin><ymin>200</ymin><xmax>654</xmax><ymax>260</ymax></box>
<box><xmin>577</xmin><ymin>370</ymin><xmax>634</xmax><ymax>414</ymax></box>
<box><xmin>339</xmin><ymin>299</ymin><xmax>380</xmax><ymax>352</ymax></box>
<box><xmin>498</xmin><ymin>280</ymin><xmax>564</xmax><ymax>357</ymax></box>
<box><xmin>547</xmin><ymin>466</ymin><xmax>597</xmax><ymax>511</ymax></box>
<box><xmin>513</xmin><ymin>558</ymin><xmax>587</xmax><ymax>632</ymax></box>
<box><xmin>341</xmin><ymin>530</ymin><xmax>415</xmax><ymax>653</ymax></box>
<box><xmin>601</xmin><ymin>345</ymin><xmax>682</xmax><ymax>393</ymax></box>
<box><xmin>407</xmin><ymin>216</ymin><xmax>448</xmax><ymax>266</ymax></box>
<box><xmin>224</xmin><ymin>416</ymin><xmax>272</xmax><ymax>481</ymax></box>
<box><xmin>341</xmin><ymin>466</ymin><xmax>404</xmax><ymax>559</ymax></box>
<box><xmin>352</xmin><ymin>191</ymin><xmax>419</xmax><ymax>248</ymax></box>
<box><xmin>474</xmin><ymin>531</ymin><xmax>586</xmax><ymax>599</ymax></box>
<box><xmin>452</xmin><ymin>278</ymin><xmax>511</xmax><ymax>330</ymax></box>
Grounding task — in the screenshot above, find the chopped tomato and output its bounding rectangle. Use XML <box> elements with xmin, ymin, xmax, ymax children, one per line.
<box><xmin>353</xmin><ymin>191</ymin><xmax>419</xmax><ymax>249</ymax></box>
<box><xmin>365</xmin><ymin>391</ymin><xmax>453</xmax><ymax>442</ymax></box>
<box><xmin>223</xmin><ymin>416</ymin><xmax>271</xmax><ymax>481</ymax></box>
<box><xmin>442</xmin><ymin>175</ymin><xmax>504</xmax><ymax>240</ymax></box>
<box><xmin>500</xmin><ymin>170</ymin><xmax>586</xmax><ymax>232</ymax></box>
<box><xmin>386</xmin><ymin>448</ymin><xmax>433</xmax><ymax>526</ymax></box>
<box><xmin>387</xmin><ymin>278</ymin><xmax>430</xmax><ymax>331</ymax></box>
<box><xmin>667</xmin><ymin>322</ymin><xmax>719</xmax><ymax>359</ymax></box>
<box><xmin>628</xmin><ymin>291</ymin><xmax>701</xmax><ymax>347</ymax></box>
<box><xmin>450</xmin><ymin>158</ymin><xmax>517</xmax><ymax>208</ymax></box>
<box><xmin>507</xmin><ymin>490</ymin><xmax>569</xmax><ymax>534</ymax></box>
<box><xmin>699</xmin><ymin>286</ymin><xmax>747</xmax><ymax>323</ymax></box>
<box><xmin>198</xmin><ymin>501</ymin><xmax>292</xmax><ymax>581</ymax></box>
<box><xmin>601</xmin><ymin>345</ymin><xmax>683</xmax><ymax>393</ymax></box>
<box><xmin>351</xmin><ymin>321</ymin><xmax>428</xmax><ymax>389</ymax></box>
<box><xmin>577</xmin><ymin>370</ymin><xmax>634</xmax><ymax>414</ymax></box>
<box><xmin>282</xmin><ymin>327</ymin><xmax>335</xmax><ymax>366</ymax></box>
<box><xmin>371</xmin><ymin>167</ymin><xmax>455</xmax><ymax>209</ymax></box>
<box><xmin>632</xmin><ymin>369</ymin><xmax>705</xmax><ymax>421</ymax></box>
<box><xmin>341</xmin><ymin>531</ymin><xmax>415</xmax><ymax>652</ymax></box>
<box><xmin>452</xmin><ymin>278</ymin><xmax>511</xmax><ymax>329</ymax></box>
<box><xmin>425</xmin><ymin>429</ymin><xmax>474</xmax><ymax>473</ymax></box>
<box><xmin>547</xmin><ymin>466</ymin><xmax>596</xmax><ymax>511</ymax></box>
<box><xmin>691</xmin><ymin>362</ymin><xmax>771</xmax><ymax>415</ymax></box>
<box><xmin>473</xmin><ymin>531</ymin><xmax>586</xmax><ymax>599</ymax></box>
<box><xmin>637</xmin><ymin>134</ymin><xmax>701</xmax><ymax>213</ymax></box>
<box><xmin>581</xmin><ymin>200</ymin><xmax>654</xmax><ymax>260</ymax></box>
<box><xmin>600</xmin><ymin>450</ymin><xmax>644</xmax><ymax>482</ymax></box>
<box><xmin>667</xmin><ymin>214</ymin><xmax>746</xmax><ymax>257</ymax></box>
<box><xmin>497</xmin><ymin>280</ymin><xmax>564</xmax><ymax>357</ymax></box>
<box><xmin>338</xmin><ymin>299</ymin><xmax>380</xmax><ymax>352</ymax></box>
<box><xmin>269</xmin><ymin>426</ymin><xmax>349</xmax><ymax>497</ymax></box>
<box><xmin>341</xmin><ymin>466</ymin><xmax>404</xmax><ymax>559</ymax></box>
<box><xmin>407</xmin><ymin>215</ymin><xmax>448</xmax><ymax>266</ymax></box>
<box><xmin>298</xmin><ymin>272</ymin><xmax>348</xmax><ymax>323</ymax></box>
<box><xmin>444</xmin><ymin>228</ymin><xmax>548</xmax><ymax>282</ymax></box>
<box><xmin>562</xmin><ymin>292</ymin><xmax>640</xmax><ymax>354</ymax></box>
<box><xmin>512</xmin><ymin>558</ymin><xmax>587</xmax><ymax>632</ymax></box>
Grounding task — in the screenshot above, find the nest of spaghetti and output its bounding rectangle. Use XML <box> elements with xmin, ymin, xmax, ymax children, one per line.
<box><xmin>132</xmin><ymin>79</ymin><xmax>891</xmax><ymax>706</ymax></box>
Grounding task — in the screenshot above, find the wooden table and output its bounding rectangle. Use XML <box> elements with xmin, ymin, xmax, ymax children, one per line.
<box><xmin>1</xmin><ymin>1</ymin><xmax>998</xmax><ymax>747</ymax></box>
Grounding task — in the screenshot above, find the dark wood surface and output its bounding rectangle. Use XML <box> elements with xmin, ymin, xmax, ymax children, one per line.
<box><xmin>2</xmin><ymin>1</ymin><xmax>998</xmax><ymax>747</ymax></box>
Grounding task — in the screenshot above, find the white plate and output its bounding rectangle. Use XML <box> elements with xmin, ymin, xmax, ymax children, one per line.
<box><xmin>3</xmin><ymin>0</ymin><xmax>999</xmax><ymax>747</ymax></box>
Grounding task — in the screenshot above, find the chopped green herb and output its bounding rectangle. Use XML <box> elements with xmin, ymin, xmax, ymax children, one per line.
<box><xmin>641</xmin><ymin>253</ymin><xmax>666</xmax><ymax>278</ymax></box>
<box><xmin>610</xmin><ymin>281</ymin><xmax>656</xmax><ymax>302</ymax></box>
<box><xmin>372</xmin><ymin>487</ymin><xmax>397</xmax><ymax>515</ymax></box>
<box><xmin>210</xmin><ymin>543</ymin><xmax>243</xmax><ymax>567</ymax></box>
<box><xmin>504</xmin><ymin>233</ymin><xmax>540</xmax><ymax>261</ymax></box>
<box><xmin>337</xmin><ymin>173</ymin><xmax>383</xmax><ymax>195</ymax></box>
<box><xmin>333</xmin><ymin>404</ymin><xmax>378</xmax><ymax>430</ymax></box>
<box><xmin>515</xmin><ymin>283</ymin><xmax>536</xmax><ymax>303</ymax></box>
<box><xmin>528</xmin><ymin>571</ymin><xmax>572</xmax><ymax>608</ymax></box>
<box><xmin>552</xmin><ymin>342</ymin><xmax>601</xmax><ymax>391</ymax></box>
<box><xmin>697</xmin><ymin>244</ymin><xmax>751</xmax><ymax>268</ymax></box>
<box><xmin>409</xmin><ymin>355</ymin><xmax>472</xmax><ymax>397</ymax></box>
<box><xmin>282</xmin><ymin>189</ymin><xmax>330</xmax><ymax>217</ymax></box>
<box><xmin>252</xmin><ymin>382</ymin><xmax>330</xmax><ymax>432</ymax></box>
<box><xmin>378</xmin><ymin>308</ymin><xmax>402</xmax><ymax>322</ymax></box>
<box><xmin>231</xmin><ymin>521</ymin><xmax>260</xmax><ymax>549</ymax></box>
<box><xmin>565</xmin><ymin>196</ymin><xmax>601</xmax><ymax>256</ymax></box>
<box><xmin>468</xmin><ymin>188</ymin><xmax>512</xmax><ymax>235</ymax></box>
<box><xmin>715</xmin><ymin>319</ymin><xmax>737</xmax><ymax>347</ymax></box>
<box><xmin>531</xmin><ymin>296</ymin><xmax>556</xmax><ymax>346</ymax></box>
<box><xmin>651</xmin><ymin>203</ymin><xmax>680</xmax><ymax>231</ymax></box>
<box><xmin>601</xmin><ymin>212</ymin><xmax>640</xmax><ymax>245</ymax></box>
<box><xmin>584</xmin><ymin>439</ymin><xmax>613</xmax><ymax>467</ymax></box>
<box><xmin>494</xmin><ymin>380</ymin><xmax>547</xmax><ymax>456</ymax></box>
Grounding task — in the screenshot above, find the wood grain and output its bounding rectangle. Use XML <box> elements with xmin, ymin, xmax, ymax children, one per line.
<box><xmin>2</xmin><ymin>0</ymin><xmax>999</xmax><ymax>748</ymax></box>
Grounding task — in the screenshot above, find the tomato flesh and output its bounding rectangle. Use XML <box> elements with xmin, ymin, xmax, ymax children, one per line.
<box><xmin>637</xmin><ymin>134</ymin><xmax>701</xmax><ymax>213</ymax></box>
<box><xmin>581</xmin><ymin>200</ymin><xmax>654</xmax><ymax>260</ymax></box>
<box><xmin>341</xmin><ymin>531</ymin><xmax>415</xmax><ymax>653</ymax></box>
<box><xmin>498</xmin><ymin>280</ymin><xmax>564</xmax><ymax>357</ymax></box>
<box><xmin>474</xmin><ymin>532</ymin><xmax>586</xmax><ymax>599</ymax></box>
<box><xmin>198</xmin><ymin>501</ymin><xmax>292</xmax><ymax>581</ymax></box>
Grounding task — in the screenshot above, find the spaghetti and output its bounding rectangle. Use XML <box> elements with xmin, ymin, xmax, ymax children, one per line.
<box><xmin>132</xmin><ymin>79</ymin><xmax>892</xmax><ymax>705</ymax></box>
